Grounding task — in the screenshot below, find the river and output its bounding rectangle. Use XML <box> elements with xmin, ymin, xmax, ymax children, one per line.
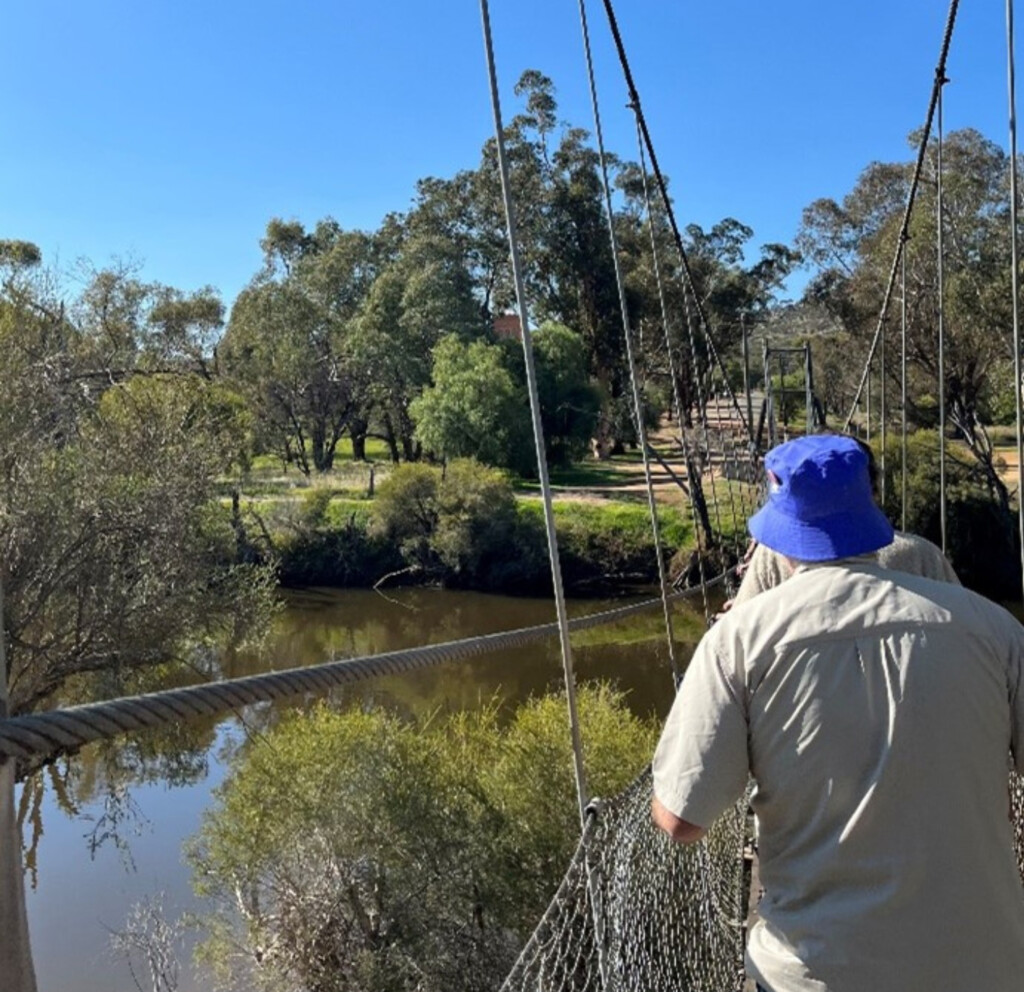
<box><xmin>22</xmin><ymin>585</ymin><xmax>712</xmax><ymax>992</ymax></box>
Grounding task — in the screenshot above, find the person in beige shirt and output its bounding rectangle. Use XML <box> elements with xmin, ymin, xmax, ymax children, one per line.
<box><xmin>731</xmin><ymin>529</ymin><xmax>958</xmax><ymax>607</ymax></box>
<box><xmin>729</xmin><ymin>436</ymin><xmax>957</xmax><ymax>608</ymax></box>
<box><xmin>652</xmin><ymin>435</ymin><xmax>1024</xmax><ymax>992</ymax></box>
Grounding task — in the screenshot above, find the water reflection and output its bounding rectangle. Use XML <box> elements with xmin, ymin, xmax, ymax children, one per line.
<box><xmin>24</xmin><ymin>586</ymin><xmax>713</xmax><ymax>992</ymax></box>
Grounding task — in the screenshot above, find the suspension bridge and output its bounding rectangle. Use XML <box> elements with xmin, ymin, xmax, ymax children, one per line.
<box><xmin>5</xmin><ymin>0</ymin><xmax>1024</xmax><ymax>989</ymax></box>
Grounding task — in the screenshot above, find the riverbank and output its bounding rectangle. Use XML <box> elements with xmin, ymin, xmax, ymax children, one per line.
<box><xmin>225</xmin><ymin>451</ymin><xmax>750</xmax><ymax>596</ymax></box>
<box><xmin>236</xmin><ymin>492</ymin><xmax>719</xmax><ymax>595</ymax></box>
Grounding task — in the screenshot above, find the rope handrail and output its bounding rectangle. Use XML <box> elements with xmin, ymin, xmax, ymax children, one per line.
<box><xmin>0</xmin><ymin>573</ymin><xmax>732</xmax><ymax>765</ymax></box>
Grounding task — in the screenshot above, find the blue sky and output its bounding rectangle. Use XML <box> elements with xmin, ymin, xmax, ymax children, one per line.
<box><xmin>0</xmin><ymin>1</ymin><xmax>1014</xmax><ymax>308</ymax></box>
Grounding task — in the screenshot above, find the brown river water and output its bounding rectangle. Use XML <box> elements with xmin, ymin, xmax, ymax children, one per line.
<box><xmin>23</xmin><ymin>586</ymin><xmax>714</xmax><ymax>992</ymax></box>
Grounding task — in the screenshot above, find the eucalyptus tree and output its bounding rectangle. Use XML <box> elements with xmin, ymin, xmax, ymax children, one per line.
<box><xmin>350</xmin><ymin>232</ymin><xmax>487</xmax><ymax>462</ymax></box>
<box><xmin>500</xmin><ymin>322</ymin><xmax>601</xmax><ymax>466</ymax></box>
<box><xmin>614</xmin><ymin>159</ymin><xmax>799</xmax><ymax>426</ymax></box>
<box><xmin>222</xmin><ymin>219</ymin><xmax>379</xmax><ymax>473</ymax></box>
<box><xmin>798</xmin><ymin>127</ymin><xmax>1016</xmax><ymax>507</ymax></box>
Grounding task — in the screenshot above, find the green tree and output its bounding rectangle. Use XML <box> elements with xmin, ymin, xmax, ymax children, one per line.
<box><xmin>798</xmin><ymin>128</ymin><xmax>1015</xmax><ymax>508</ymax></box>
<box><xmin>503</xmin><ymin>322</ymin><xmax>600</xmax><ymax>465</ymax></box>
<box><xmin>221</xmin><ymin>219</ymin><xmax>379</xmax><ymax>473</ymax></box>
<box><xmin>350</xmin><ymin>234</ymin><xmax>486</xmax><ymax>462</ymax></box>
<box><xmin>876</xmin><ymin>430</ymin><xmax>1020</xmax><ymax>598</ymax></box>
<box><xmin>411</xmin><ymin>336</ymin><xmax>531</xmax><ymax>473</ymax></box>
<box><xmin>0</xmin><ymin>250</ymin><xmax>275</xmax><ymax>718</ymax></box>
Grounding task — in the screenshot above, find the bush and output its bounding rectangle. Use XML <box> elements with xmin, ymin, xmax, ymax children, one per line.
<box><xmin>518</xmin><ymin>500</ymin><xmax>692</xmax><ymax>593</ymax></box>
<box><xmin>432</xmin><ymin>459</ymin><xmax>519</xmax><ymax>585</ymax></box>
<box><xmin>372</xmin><ymin>459</ymin><xmax>525</xmax><ymax>589</ymax></box>
<box><xmin>277</xmin><ymin>506</ymin><xmax>402</xmax><ymax>587</ymax></box>
<box><xmin>371</xmin><ymin>461</ymin><xmax>440</xmax><ymax>568</ymax></box>
<box><xmin>189</xmin><ymin>686</ymin><xmax>658</xmax><ymax>992</ymax></box>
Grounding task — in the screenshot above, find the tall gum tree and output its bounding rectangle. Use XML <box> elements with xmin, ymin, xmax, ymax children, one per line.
<box><xmin>222</xmin><ymin>219</ymin><xmax>379</xmax><ymax>474</ymax></box>
<box><xmin>798</xmin><ymin>127</ymin><xmax>1016</xmax><ymax>510</ymax></box>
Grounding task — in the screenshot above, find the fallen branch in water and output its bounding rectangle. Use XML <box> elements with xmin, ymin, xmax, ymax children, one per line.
<box><xmin>373</xmin><ymin>565</ymin><xmax>421</xmax><ymax>591</ymax></box>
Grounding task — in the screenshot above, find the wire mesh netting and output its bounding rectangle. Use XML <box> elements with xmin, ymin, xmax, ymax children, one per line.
<box><xmin>504</xmin><ymin>768</ymin><xmax>1024</xmax><ymax>992</ymax></box>
<box><xmin>500</xmin><ymin>769</ymin><xmax>749</xmax><ymax>992</ymax></box>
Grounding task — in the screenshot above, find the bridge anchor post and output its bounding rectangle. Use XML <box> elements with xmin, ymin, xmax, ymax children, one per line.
<box><xmin>0</xmin><ymin>579</ymin><xmax>38</xmax><ymax>992</ymax></box>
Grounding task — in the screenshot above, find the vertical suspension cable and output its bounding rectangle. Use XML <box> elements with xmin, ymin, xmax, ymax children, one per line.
<box><xmin>937</xmin><ymin>77</ymin><xmax>948</xmax><ymax>555</ymax></box>
<box><xmin>577</xmin><ymin>0</ymin><xmax>680</xmax><ymax>682</ymax></box>
<box><xmin>685</xmin><ymin>290</ymin><xmax>727</xmax><ymax>539</ymax></box>
<box><xmin>842</xmin><ymin>0</ymin><xmax>961</xmax><ymax>431</ymax></box>
<box><xmin>597</xmin><ymin>0</ymin><xmax>753</xmax><ymax>444</ymax></box>
<box><xmin>866</xmin><ymin>358</ymin><xmax>872</xmax><ymax>442</ymax></box>
<box><xmin>881</xmin><ymin>318</ymin><xmax>887</xmax><ymax>508</ymax></box>
<box><xmin>478</xmin><ymin>0</ymin><xmax>590</xmax><ymax>824</ymax></box>
<box><xmin>763</xmin><ymin>342</ymin><xmax>776</xmax><ymax>449</ymax></box>
<box><xmin>710</xmin><ymin>374</ymin><xmax>746</xmax><ymax>556</ymax></box>
<box><xmin>634</xmin><ymin>113</ymin><xmax>712</xmax><ymax>623</ymax></box>
<box><xmin>1008</xmin><ymin>0</ymin><xmax>1024</xmax><ymax>605</ymax></box>
<box><xmin>901</xmin><ymin>239</ymin><xmax>909</xmax><ymax>531</ymax></box>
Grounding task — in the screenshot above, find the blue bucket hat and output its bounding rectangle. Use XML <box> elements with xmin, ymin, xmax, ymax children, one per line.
<box><xmin>748</xmin><ymin>435</ymin><xmax>895</xmax><ymax>562</ymax></box>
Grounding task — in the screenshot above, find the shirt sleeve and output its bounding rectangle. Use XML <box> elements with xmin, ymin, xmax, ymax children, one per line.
<box><xmin>652</xmin><ymin>632</ymin><xmax>750</xmax><ymax>829</ymax></box>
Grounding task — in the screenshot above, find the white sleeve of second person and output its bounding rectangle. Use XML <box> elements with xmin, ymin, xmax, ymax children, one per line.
<box><xmin>652</xmin><ymin>632</ymin><xmax>749</xmax><ymax>830</ymax></box>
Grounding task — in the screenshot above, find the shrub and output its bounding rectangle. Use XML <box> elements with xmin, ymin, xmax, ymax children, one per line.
<box><xmin>518</xmin><ymin>500</ymin><xmax>692</xmax><ymax>592</ymax></box>
<box><xmin>372</xmin><ymin>459</ymin><xmax>525</xmax><ymax>589</ymax></box>
<box><xmin>432</xmin><ymin>459</ymin><xmax>519</xmax><ymax>585</ymax></box>
<box><xmin>276</xmin><ymin>508</ymin><xmax>402</xmax><ymax>587</ymax></box>
<box><xmin>189</xmin><ymin>685</ymin><xmax>657</xmax><ymax>992</ymax></box>
<box><xmin>371</xmin><ymin>461</ymin><xmax>440</xmax><ymax>569</ymax></box>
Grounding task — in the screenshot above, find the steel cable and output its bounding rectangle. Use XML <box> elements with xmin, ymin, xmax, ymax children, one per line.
<box><xmin>479</xmin><ymin>0</ymin><xmax>590</xmax><ymax>824</ymax></box>
<box><xmin>901</xmin><ymin>240</ymin><xmax>910</xmax><ymax>531</ymax></box>
<box><xmin>842</xmin><ymin>0</ymin><xmax>961</xmax><ymax>432</ymax></box>
<box><xmin>937</xmin><ymin>79</ymin><xmax>949</xmax><ymax>555</ymax></box>
<box><xmin>1007</xmin><ymin>0</ymin><xmax>1024</xmax><ymax>605</ymax></box>
<box><xmin>634</xmin><ymin>114</ymin><xmax>712</xmax><ymax>623</ymax></box>
<box><xmin>597</xmin><ymin>0</ymin><xmax>753</xmax><ymax>445</ymax></box>
<box><xmin>577</xmin><ymin>0</ymin><xmax>680</xmax><ymax>685</ymax></box>
<box><xmin>0</xmin><ymin>570</ymin><xmax>731</xmax><ymax>760</ymax></box>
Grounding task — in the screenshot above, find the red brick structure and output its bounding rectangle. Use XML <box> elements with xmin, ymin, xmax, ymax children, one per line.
<box><xmin>492</xmin><ymin>313</ymin><xmax>523</xmax><ymax>341</ymax></box>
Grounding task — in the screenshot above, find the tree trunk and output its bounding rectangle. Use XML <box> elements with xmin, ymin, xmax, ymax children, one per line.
<box><xmin>311</xmin><ymin>421</ymin><xmax>333</xmax><ymax>473</ymax></box>
<box><xmin>398</xmin><ymin>408</ymin><xmax>417</xmax><ymax>462</ymax></box>
<box><xmin>381</xmin><ymin>414</ymin><xmax>401</xmax><ymax>463</ymax></box>
<box><xmin>686</xmin><ymin>455</ymin><xmax>716</xmax><ymax>549</ymax></box>
<box><xmin>350</xmin><ymin>418</ymin><xmax>368</xmax><ymax>461</ymax></box>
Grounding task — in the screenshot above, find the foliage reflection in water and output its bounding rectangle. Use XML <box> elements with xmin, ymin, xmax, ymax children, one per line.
<box><xmin>23</xmin><ymin>586</ymin><xmax>713</xmax><ymax>992</ymax></box>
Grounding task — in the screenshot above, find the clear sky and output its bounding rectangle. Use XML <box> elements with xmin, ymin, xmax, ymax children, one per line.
<box><xmin>0</xmin><ymin>1</ymin><xmax>1014</xmax><ymax>309</ymax></box>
